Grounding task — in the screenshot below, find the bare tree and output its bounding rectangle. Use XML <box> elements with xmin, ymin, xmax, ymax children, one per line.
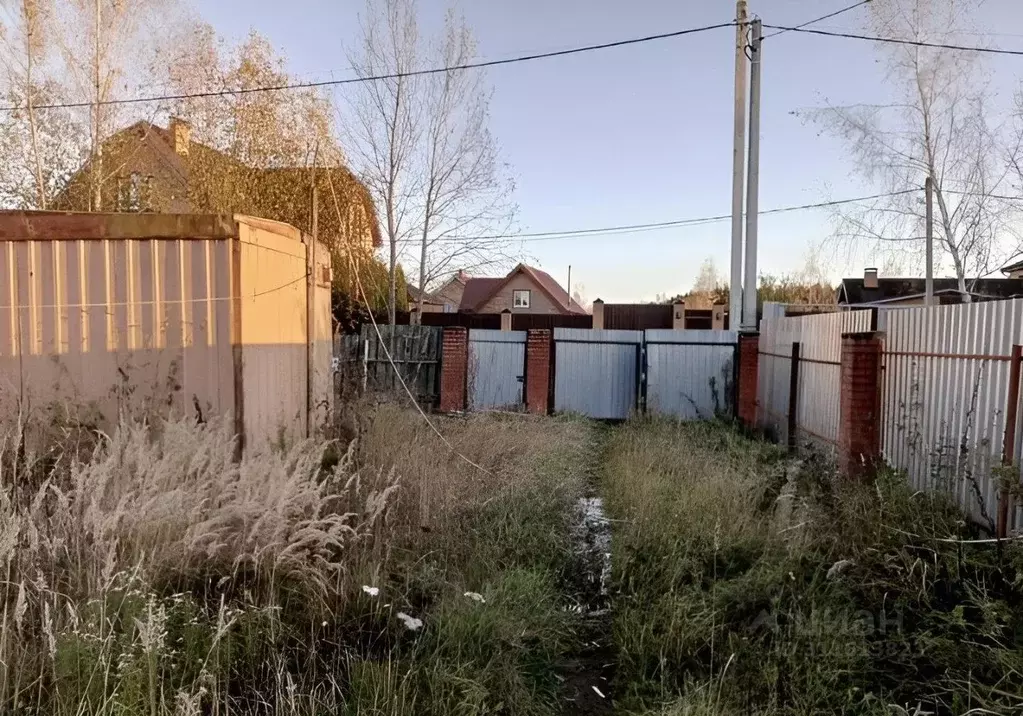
<box><xmin>413</xmin><ymin>10</ymin><xmax>515</xmax><ymax>314</ymax></box>
<box><xmin>808</xmin><ymin>0</ymin><xmax>1017</xmax><ymax>294</ymax></box>
<box><xmin>346</xmin><ymin>0</ymin><xmax>422</xmax><ymax>325</ymax></box>
<box><xmin>346</xmin><ymin>0</ymin><xmax>516</xmax><ymax>323</ymax></box>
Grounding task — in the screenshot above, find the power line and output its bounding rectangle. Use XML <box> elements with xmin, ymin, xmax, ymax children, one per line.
<box><xmin>431</xmin><ymin>189</ymin><xmax>918</xmax><ymax>244</ymax></box>
<box><xmin>0</xmin><ymin>21</ymin><xmax>736</xmax><ymax>113</ymax></box>
<box><xmin>761</xmin><ymin>24</ymin><xmax>1023</xmax><ymax>57</ymax></box>
<box><xmin>763</xmin><ymin>0</ymin><xmax>871</xmax><ymax>40</ymax></box>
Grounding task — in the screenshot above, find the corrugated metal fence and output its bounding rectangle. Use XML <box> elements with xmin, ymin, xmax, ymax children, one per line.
<box><xmin>759</xmin><ymin>299</ymin><xmax>1023</xmax><ymax>533</ymax></box>
<box><xmin>759</xmin><ymin>308</ymin><xmax>873</xmax><ymax>447</ymax></box>
<box><xmin>880</xmin><ymin>300</ymin><xmax>1023</xmax><ymax>531</ymax></box>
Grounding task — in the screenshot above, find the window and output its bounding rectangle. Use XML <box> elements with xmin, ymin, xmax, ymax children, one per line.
<box><xmin>512</xmin><ymin>289</ymin><xmax>531</xmax><ymax>309</ymax></box>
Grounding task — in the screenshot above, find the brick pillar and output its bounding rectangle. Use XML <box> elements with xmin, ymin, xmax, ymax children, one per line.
<box><xmin>839</xmin><ymin>332</ymin><xmax>883</xmax><ymax>479</ymax></box>
<box><xmin>525</xmin><ymin>329</ymin><xmax>551</xmax><ymax>415</ymax></box>
<box><xmin>672</xmin><ymin>302</ymin><xmax>686</xmax><ymax>330</ymax></box>
<box><xmin>592</xmin><ymin>299</ymin><xmax>604</xmax><ymax>330</ymax></box>
<box><xmin>737</xmin><ymin>333</ymin><xmax>760</xmax><ymax>428</ymax></box>
<box><xmin>440</xmin><ymin>327</ymin><xmax>468</xmax><ymax>412</ymax></box>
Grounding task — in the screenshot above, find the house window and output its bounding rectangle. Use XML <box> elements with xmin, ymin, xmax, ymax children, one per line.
<box><xmin>512</xmin><ymin>290</ymin><xmax>531</xmax><ymax>309</ymax></box>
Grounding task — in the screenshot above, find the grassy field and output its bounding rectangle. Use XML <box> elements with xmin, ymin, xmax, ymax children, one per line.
<box><xmin>0</xmin><ymin>405</ymin><xmax>596</xmax><ymax>715</ymax></box>
<box><xmin>5</xmin><ymin>408</ymin><xmax>1023</xmax><ymax>715</ymax></box>
<box><xmin>603</xmin><ymin>419</ymin><xmax>1023</xmax><ymax>715</ymax></box>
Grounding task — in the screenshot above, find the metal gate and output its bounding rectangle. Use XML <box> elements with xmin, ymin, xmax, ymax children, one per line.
<box><xmin>469</xmin><ymin>329</ymin><xmax>526</xmax><ymax>410</ymax></box>
<box><xmin>644</xmin><ymin>330</ymin><xmax>738</xmax><ymax>419</ymax></box>
<box><xmin>554</xmin><ymin>329</ymin><xmax>642</xmax><ymax>419</ymax></box>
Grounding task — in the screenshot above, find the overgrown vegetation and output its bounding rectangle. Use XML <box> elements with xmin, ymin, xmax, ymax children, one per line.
<box><xmin>603</xmin><ymin>419</ymin><xmax>1023</xmax><ymax>715</ymax></box>
<box><xmin>0</xmin><ymin>406</ymin><xmax>593</xmax><ymax>715</ymax></box>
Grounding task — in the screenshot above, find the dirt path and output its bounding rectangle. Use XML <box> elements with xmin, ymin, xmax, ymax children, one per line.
<box><xmin>558</xmin><ymin>476</ymin><xmax>615</xmax><ymax>713</ymax></box>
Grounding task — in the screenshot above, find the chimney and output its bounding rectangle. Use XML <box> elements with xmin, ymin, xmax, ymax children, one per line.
<box><xmin>864</xmin><ymin>267</ymin><xmax>879</xmax><ymax>289</ymax></box>
<box><xmin>169</xmin><ymin>117</ymin><xmax>190</xmax><ymax>156</ymax></box>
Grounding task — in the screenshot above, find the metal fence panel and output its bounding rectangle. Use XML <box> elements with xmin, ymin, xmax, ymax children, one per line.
<box><xmin>469</xmin><ymin>329</ymin><xmax>526</xmax><ymax>410</ymax></box>
<box><xmin>645</xmin><ymin>330</ymin><xmax>738</xmax><ymax>419</ymax></box>
<box><xmin>758</xmin><ymin>308</ymin><xmax>872</xmax><ymax>447</ymax></box>
<box><xmin>554</xmin><ymin>328</ymin><xmax>642</xmax><ymax>419</ymax></box>
<box><xmin>879</xmin><ymin>300</ymin><xmax>1023</xmax><ymax>531</ymax></box>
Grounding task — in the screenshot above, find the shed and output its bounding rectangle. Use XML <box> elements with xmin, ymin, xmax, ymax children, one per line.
<box><xmin>0</xmin><ymin>211</ymin><xmax>332</xmax><ymax>449</ymax></box>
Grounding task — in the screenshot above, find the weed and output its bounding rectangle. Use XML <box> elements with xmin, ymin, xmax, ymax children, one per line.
<box><xmin>603</xmin><ymin>418</ymin><xmax>1023</xmax><ymax>715</ymax></box>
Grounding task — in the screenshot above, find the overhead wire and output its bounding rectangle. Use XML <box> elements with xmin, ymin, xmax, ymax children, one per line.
<box><xmin>763</xmin><ymin>0</ymin><xmax>872</xmax><ymax>40</ymax></box>
<box><xmin>426</xmin><ymin>189</ymin><xmax>919</xmax><ymax>245</ymax></box>
<box><xmin>0</xmin><ymin>21</ymin><xmax>736</xmax><ymax>113</ymax></box>
<box><xmin>761</xmin><ymin>24</ymin><xmax>1023</xmax><ymax>57</ymax></box>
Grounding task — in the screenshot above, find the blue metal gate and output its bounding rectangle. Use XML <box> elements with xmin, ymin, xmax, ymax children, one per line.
<box><xmin>644</xmin><ymin>330</ymin><xmax>738</xmax><ymax>419</ymax></box>
<box><xmin>468</xmin><ymin>329</ymin><xmax>526</xmax><ymax>410</ymax></box>
<box><xmin>553</xmin><ymin>329</ymin><xmax>642</xmax><ymax>419</ymax></box>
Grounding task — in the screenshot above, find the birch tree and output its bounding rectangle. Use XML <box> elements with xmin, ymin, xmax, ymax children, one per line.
<box><xmin>346</xmin><ymin>0</ymin><xmax>516</xmax><ymax>323</ymax></box>
<box><xmin>810</xmin><ymin>0</ymin><xmax>1017</xmax><ymax>294</ymax></box>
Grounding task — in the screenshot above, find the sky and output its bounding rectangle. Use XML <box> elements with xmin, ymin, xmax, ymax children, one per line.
<box><xmin>195</xmin><ymin>0</ymin><xmax>1023</xmax><ymax>303</ymax></box>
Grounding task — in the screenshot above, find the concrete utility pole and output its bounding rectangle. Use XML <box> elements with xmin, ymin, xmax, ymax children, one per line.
<box><xmin>925</xmin><ymin>175</ymin><xmax>934</xmax><ymax>306</ymax></box>
<box><xmin>729</xmin><ymin>0</ymin><xmax>749</xmax><ymax>330</ymax></box>
<box><xmin>742</xmin><ymin>18</ymin><xmax>762</xmax><ymax>331</ymax></box>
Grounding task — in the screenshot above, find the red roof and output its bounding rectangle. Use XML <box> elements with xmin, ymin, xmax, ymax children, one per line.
<box><xmin>459</xmin><ymin>278</ymin><xmax>504</xmax><ymax>311</ymax></box>
<box><xmin>458</xmin><ymin>264</ymin><xmax>586</xmax><ymax>314</ymax></box>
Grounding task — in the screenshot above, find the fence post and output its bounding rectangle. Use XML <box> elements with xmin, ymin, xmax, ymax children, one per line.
<box><xmin>787</xmin><ymin>342</ymin><xmax>801</xmax><ymax>453</ymax></box>
<box><xmin>525</xmin><ymin>329</ymin><xmax>552</xmax><ymax>415</ymax></box>
<box><xmin>439</xmin><ymin>327</ymin><xmax>468</xmax><ymax>413</ymax></box>
<box><xmin>998</xmin><ymin>344</ymin><xmax>1023</xmax><ymax>538</ymax></box>
<box><xmin>592</xmin><ymin>299</ymin><xmax>604</xmax><ymax>330</ymax></box>
<box><xmin>838</xmin><ymin>331</ymin><xmax>883</xmax><ymax>480</ymax></box>
<box><xmin>737</xmin><ymin>332</ymin><xmax>760</xmax><ymax>428</ymax></box>
<box><xmin>672</xmin><ymin>301</ymin><xmax>686</xmax><ymax>330</ymax></box>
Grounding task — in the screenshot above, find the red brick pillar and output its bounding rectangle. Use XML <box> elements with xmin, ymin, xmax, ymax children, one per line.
<box><xmin>839</xmin><ymin>332</ymin><xmax>883</xmax><ymax>479</ymax></box>
<box><xmin>737</xmin><ymin>333</ymin><xmax>760</xmax><ymax>428</ymax></box>
<box><xmin>439</xmin><ymin>327</ymin><xmax>468</xmax><ymax>413</ymax></box>
<box><xmin>525</xmin><ymin>329</ymin><xmax>552</xmax><ymax>415</ymax></box>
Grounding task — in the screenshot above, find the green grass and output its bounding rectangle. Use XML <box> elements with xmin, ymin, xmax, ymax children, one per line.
<box><xmin>602</xmin><ymin>418</ymin><xmax>1023</xmax><ymax>715</ymax></box>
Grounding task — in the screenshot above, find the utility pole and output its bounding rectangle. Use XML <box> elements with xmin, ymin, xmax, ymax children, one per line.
<box><xmin>729</xmin><ymin>0</ymin><xmax>749</xmax><ymax>331</ymax></box>
<box><xmin>566</xmin><ymin>265</ymin><xmax>572</xmax><ymax>309</ymax></box>
<box><xmin>742</xmin><ymin>18</ymin><xmax>762</xmax><ymax>331</ymax></box>
<box><xmin>92</xmin><ymin>0</ymin><xmax>102</xmax><ymax>211</ymax></box>
<box><xmin>925</xmin><ymin>176</ymin><xmax>934</xmax><ymax>306</ymax></box>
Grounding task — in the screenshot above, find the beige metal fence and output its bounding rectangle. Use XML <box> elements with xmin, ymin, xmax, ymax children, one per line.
<box><xmin>0</xmin><ymin>212</ymin><xmax>332</xmax><ymax>450</ymax></box>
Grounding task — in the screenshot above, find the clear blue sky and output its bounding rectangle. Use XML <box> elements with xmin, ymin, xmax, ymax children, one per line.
<box><xmin>196</xmin><ymin>0</ymin><xmax>1020</xmax><ymax>302</ymax></box>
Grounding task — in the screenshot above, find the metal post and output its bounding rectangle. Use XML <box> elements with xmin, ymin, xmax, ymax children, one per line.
<box><xmin>729</xmin><ymin>0</ymin><xmax>749</xmax><ymax>330</ymax></box>
<box><xmin>742</xmin><ymin>18</ymin><xmax>762</xmax><ymax>331</ymax></box>
<box><xmin>998</xmin><ymin>344</ymin><xmax>1022</xmax><ymax>539</ymax></box>
<box><xmin>787</xmin><ymin>341</ymin><xmax>800</xmax><ymax>454</ymax></box>
<box><xmin>925</xmin><ymin>176</ymin><xmax>934</xmax><ymax>306</ymax></box>
<box><xmin>306</xmin><ymin>186</ymin><xmax>318</xmax><ymax>437</ymax></box>
<box><xmin>566</xmin><ymin>265</ymin><xmax>572</xmax><ymax>309</ymax></box>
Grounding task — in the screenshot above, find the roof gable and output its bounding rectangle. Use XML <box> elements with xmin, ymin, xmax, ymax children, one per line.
<box><xmin>458</xmin><ymin>264</ymin><xmax>586</xmax><ymax>314</ymax></box>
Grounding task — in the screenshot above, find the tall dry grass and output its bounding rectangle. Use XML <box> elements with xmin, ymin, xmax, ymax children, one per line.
<box><xmin>0</xmin><ymin>402</ymin><xmax>593</xmax><ymax>715</ymax></box>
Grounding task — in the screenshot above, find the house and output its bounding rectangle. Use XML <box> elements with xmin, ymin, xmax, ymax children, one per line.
<box><xmin>458</xmin><ymin>264</ymin><xmax>587</xmax><ymax>315</ymax></box>
<box><xmin>837</xmin><ymin>268</ymin><xmax>1023</xmax><ymax>306</ymax></box>
<box><xmin>408</xmin><ymin>270</ymin><xmax>471</xmax><ymax>313</ymax></box>
<box><xmin>1001</xmin><ymin>257</ymin><xmax>1023</xmax><ymax>278</ymax></box>
<box><xmin>54</xmin><ymin>119</ymin><xmax>381</xmax><ymax>254</ymax></box>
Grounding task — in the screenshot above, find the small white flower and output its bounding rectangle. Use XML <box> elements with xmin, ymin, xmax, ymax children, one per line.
<box><xmin>362</xmin><ymin>586</ymin><xmax>380</xmax><ymax>597</ymax></box>
<box><xmin>463</xmin><ymin>591</ymin><xmax>486</xmax><ymax>604</ymax></box>
<box><xmin>396</xmin><ymin>612</ymin><xmax>423</xmax><ymax>631</ymax></box>
<box><xmin>321</xmin><ymin>621</ymin><xmax>328</xmax><ymax>627</ymax></box>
